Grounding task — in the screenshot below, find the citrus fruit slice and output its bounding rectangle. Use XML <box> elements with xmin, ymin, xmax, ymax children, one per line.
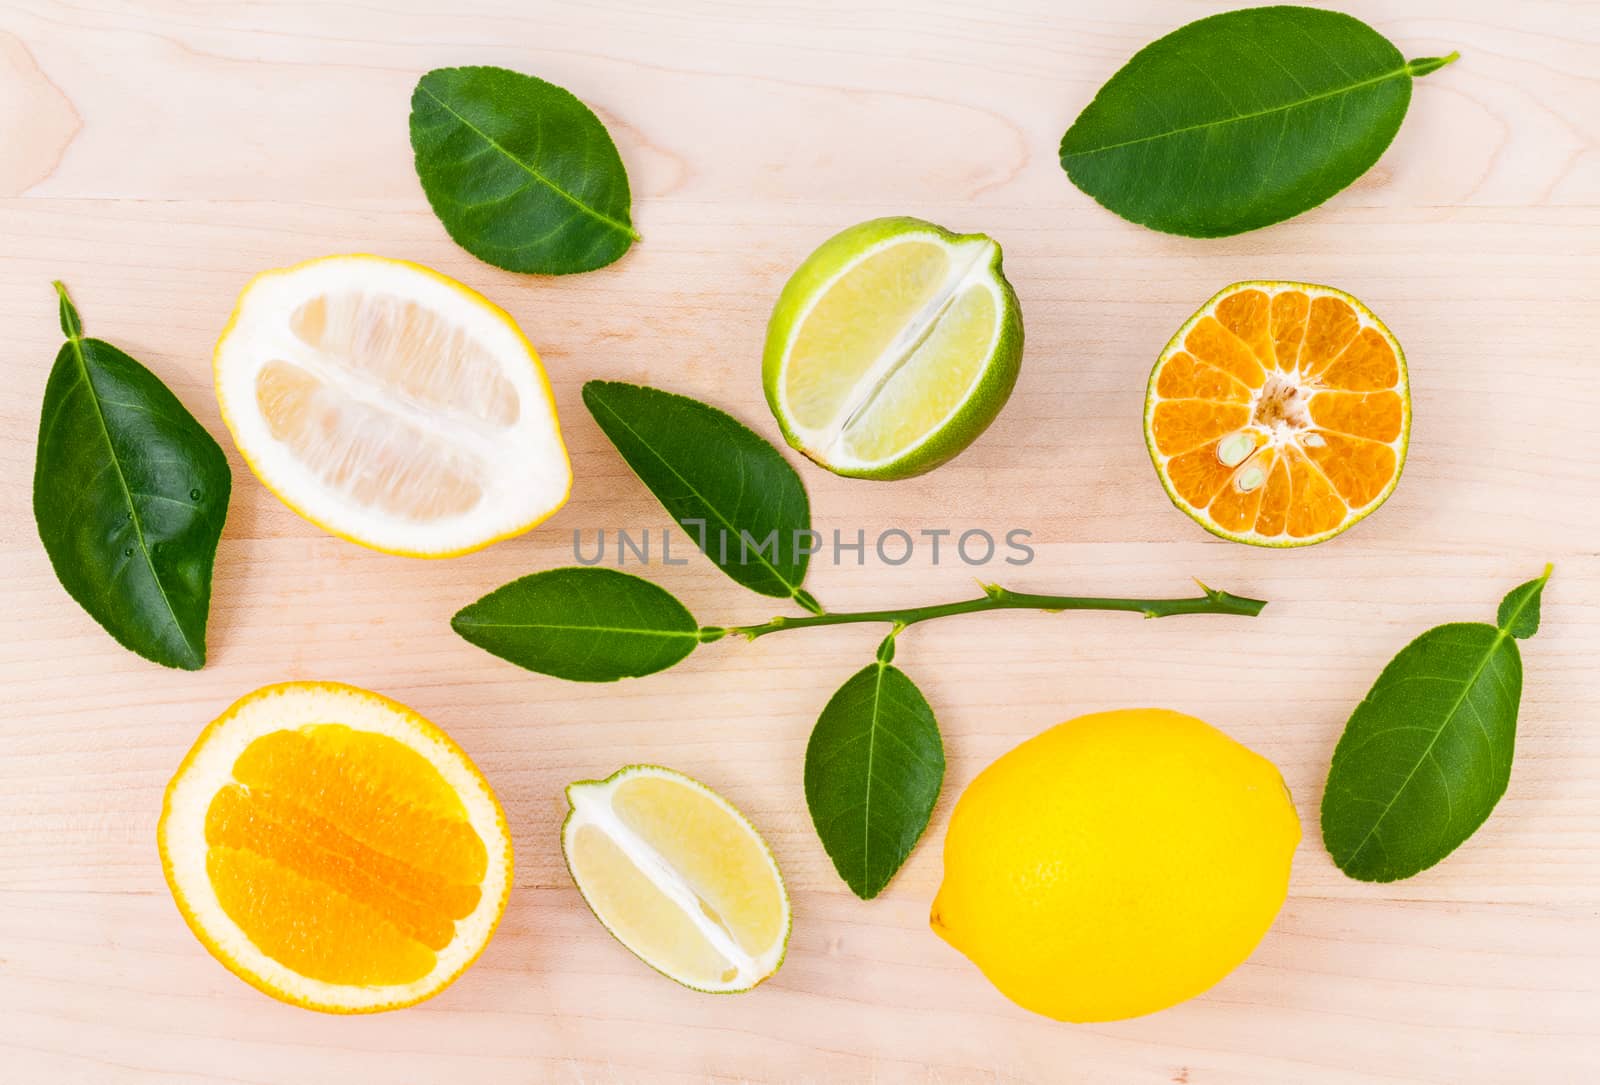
<box><xmin>562</xmin><ymin>765</ymin><xmax>790</xmax><ymax>992</ymax></box>
<box><xmin>1145</xmin><ymin>281</ymin><xmax>1409</xmax><ymax>546</ymax></box>
<box><xmin>214</xmin><ymin>254</ymin><xmax>571</xmax><ymax>557</ymax></box>
<box><xmin>763</xmin><ymin>216</ymin><xmax>1023</xmax><ymax>479</ymax></box>
<box><xmin>158</xmin><ymin>682</ymin><xmax>513</xmax><ymax>1013</ymax></box>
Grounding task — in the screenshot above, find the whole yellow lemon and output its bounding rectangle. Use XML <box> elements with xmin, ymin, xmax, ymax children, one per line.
<box><xmin>931</xmin><ymin>708</ymin><xmax>1300</xmax><ymax>1022</ymax></box>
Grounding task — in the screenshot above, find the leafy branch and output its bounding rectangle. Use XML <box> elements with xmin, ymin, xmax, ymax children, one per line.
<box><xmin>453</xmin><ymin>382</ymin><xmax>1267</xmax><ymax>899</ymax></box>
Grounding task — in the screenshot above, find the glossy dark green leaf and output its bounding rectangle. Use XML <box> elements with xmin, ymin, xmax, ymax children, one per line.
<box><xmin>583</xmin><ymin>381</ymin><xmax>815</xmax><ymax>605</ymax></box>
<box><xmin>1059</xmin><ymin>6</ymin><xmax>1458</xmax><ymax>237</ymax></box>
<box><xmin>805</xmin><ymin>659</ymin><xmax>944</xmax><ymax>899</ymax></box>
<box><xmin>453</xmin><ymin>566</ymin><xmax>700</xmax><ymax>682</ymax></box>
<box><xmin>1321</xmin><ymin>568</ymin><xmax>1551</xmax><ymax>882</ymax></box>
<box><xmin>34</xmin><ymin>284</ymin><xmax>230</xmax><ymax>670</ymax></box>
<box><xmin>1496</xmin><ymin>571</ymin><xmax>1547</xmax><ymax>639</ymax></box>
<box><xmin>410</xmin><ymin>66</ymin><xmax>639</xmax><ymax>274</ymax></box>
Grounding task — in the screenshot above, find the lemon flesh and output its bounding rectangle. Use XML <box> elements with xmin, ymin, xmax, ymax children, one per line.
<box><xmin>931</xmin><ymin>708</ymin><xmax>1299</xmax><ymax>1023</ymax></box>
<box><xmin>562</xmin><ymin>766</ymin><xmax>790</xmax><ymax>993</ymax></box>
<box><xmin>214</xmin><ymin>255</ymin><xmax>571</xmax><ymax>557</ymax></box>
<box><xmin>763</xmin><ymin>217</ymin><xmax>1023</xmax><ymax>479</ymax></box>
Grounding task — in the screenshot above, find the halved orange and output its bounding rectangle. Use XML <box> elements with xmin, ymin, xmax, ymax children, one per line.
<box><xmin>158</xmin><ymin>682</ymin><xmax>513</xmax><ymax>1013</ymax></box>
<box><xmin>1144</xmin><ymin>282</ymin><xmax>1409</xmax><ymax>546</ymax></box>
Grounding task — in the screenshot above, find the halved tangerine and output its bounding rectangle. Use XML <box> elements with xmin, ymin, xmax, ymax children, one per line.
<box><xmin>1144</xmin><ymin>282</ymin><xmax>1410</xmax><ymax>546</ymax></box>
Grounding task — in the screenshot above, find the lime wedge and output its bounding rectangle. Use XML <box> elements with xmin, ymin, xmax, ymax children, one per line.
<box><xmin>763</xmin><ymin>217</ymin><xmax>1023</xmax><ymax>479</ymax></box>
<box><xmin>562</xmin><ymin>765</ymin><xmax>790</xmax><ymax>993</ymax></box>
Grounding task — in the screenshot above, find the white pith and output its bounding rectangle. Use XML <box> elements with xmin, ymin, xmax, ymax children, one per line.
<box><xmin>562</xmin><ymin>767</ymin><xmax>789</xmax><ymax>993</ymax></box>
<box><xmin>775</xmin><ymin>232</ymin><xmax>1007</xmax><ymax>470</ymax></box>
<box><xmin>1148</xmin><ymin>281</ymin><xmax>1410</xmax><ymax>547</ymax></box>
<box><xmin>214</xmin><ymin>256</ymin><xmax>570</xmax><ymax>555</ymax></box>
<box><xmin>159</xmin><ymin>684</ymin><xmax>511</xmax><ymax>1012</ymax></box>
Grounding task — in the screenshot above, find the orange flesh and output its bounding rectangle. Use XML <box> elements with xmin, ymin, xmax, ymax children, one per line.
<box><xmin>1150</xmin><ymin>286</ymin><xmax>1405</xmax><ymax>541</ymax></box>
<box><xmin>204</xmin><ymin>725</ymin><xmax>488</xmax><ymax>986</ymax></box>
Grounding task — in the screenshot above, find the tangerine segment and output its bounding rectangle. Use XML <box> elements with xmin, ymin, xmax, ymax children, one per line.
<box><xmin>1207</xmin><ymin>448</ymin><xmax>1274</xmax><ymax>533</ymax></box>
<box><xmin>158</xmin><ymin>682</ymin><xmax>513</xmax><ymax>1013</ymax></box>
<box><xmin>1317</xmin><ymin>328</ymin><xmax>1400</xmax><ymax>391</ymax></box>
<box><xmin>1165</xmin><ymin>441</ymin><xmax>1241</xmax><ymax>508</ymax></box>
<box><xmin>1308</xmin><ymin>391</ymin><xmax>1405</xmax><ymax>442</ymax></box>
<box><xmin>1155</xmin><ymin>352</ymin><xmax>1250</xmax><ymax>402</ymax></box>
<box><xmin>1146</xmin><ymin>282</ymin><xmax>1408</xmax><ymax>546</ymax></box>
<box><xmin>1255</xmin><ymin>455</ymin><xmax>1293</xmax><ymax>537</ymax></box>
<box><xmin>1150</xmin><ymin>400</ymin><xmax>1251</xmax><ymax>457</ymax></box>
<box><xmin>1269</xmin><ymin>291</ymin><xmax>1310</xmax><ymax>372</ymax></box>
<box><xmin>1213</xmin><ymin>289</ymin><xmax>1275</xmax><ymax>370</ymax></box>
<box><xmin>1299</xmin><ymin>295</ymin><xmax>1362</xmax><ymax>378</ymax></box>
<box><xmin>1183</xmin><ymin>317</ymin><xmax>1267</xmax><ymax>389</ymax></box>
<box><xmin>1302</xmin><ymin>432</ymin><xmax>1397</xmax><ymax>507</ymax></box>
<box><xmin>1283</xmin><ymin>448</ymin><xmax>1348</xmax><ymax>538</ymax></box>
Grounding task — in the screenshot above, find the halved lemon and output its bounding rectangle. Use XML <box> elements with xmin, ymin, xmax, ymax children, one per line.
<box><xmin>562</xmin><ymin>765</ymin><xmax>790</xmax><ymax>993</ymax></box>
<box><xmin>214</xmin><ymin>254</ymin><xmax>571</xmax><ymax>557</ymax></box>
<box><xmin>763</xmin><ymin>217</ymin><xmax>1023</xmax><ymax>479</ymax></box>
<box><xmin>158</xmin><ymin>682</ymin><xmax>513</xmax><ymax>1013</ymax></box>
<box><xmin>1145</xmin><ymin>281</ymin><xmax>1410</xmax><ymax>546</ymax></box>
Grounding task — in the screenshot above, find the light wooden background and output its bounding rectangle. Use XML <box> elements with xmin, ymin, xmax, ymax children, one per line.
<box><xmin>2</xmin><ymin>1</ymin><xmax>1597</xmax><ymax>1081</ymax></box>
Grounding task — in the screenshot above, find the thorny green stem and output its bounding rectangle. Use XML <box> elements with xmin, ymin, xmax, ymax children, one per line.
<box><xmin>698</xmin><ymin>581</ymin><xmax>1266</xmax><ymax>643</ymax></box>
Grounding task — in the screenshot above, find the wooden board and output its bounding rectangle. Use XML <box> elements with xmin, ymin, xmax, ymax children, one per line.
<box><xmin>2</xmin><ymin>1</ymin><xmax>1597</xmax><ymax>1080</ymax></box>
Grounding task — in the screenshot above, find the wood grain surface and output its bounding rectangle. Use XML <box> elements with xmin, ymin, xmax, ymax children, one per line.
<box><xmin>2</xmin><ymin>1</ymin><xmax>1597</xmax><ymax>1081</ymax></box>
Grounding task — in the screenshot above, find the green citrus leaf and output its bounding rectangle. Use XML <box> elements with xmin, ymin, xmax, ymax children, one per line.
<box><xmin>1059</xmin><ymin>6</ymin><xmax>1458</xmax><ymax>237</ymax></box>
<box><xmin>805</xmin><ymin>660</ymin><xmax>944</xmax><ymax>900</ymax></box>
<box><xmin>34</xmin><ymin>283</ymin><xmax>231</xmax><ymax>670</ymax></box>
<box><xmin>452</xmin><ymin>567</ymin><xmax>700</xmax><ymax>682</ymax></box>
<box><xmin>410</xmin><ymin>66</ymin><xmax>638</xmax><ymax>274</ymax></box>
<box><xmin>1496</xmin><ymin>565</ymin><xmax>1551</xmax><ymax>639</ymax></box>
<box><xmin>1321</xmin><ymin>568</ymin><xmax>1551</xmax><ymax>882</ymax></box>
<box><xmin>583</xmin><ymin>381</ymin><xmax>814</xmax><ymax>602</ymax></box>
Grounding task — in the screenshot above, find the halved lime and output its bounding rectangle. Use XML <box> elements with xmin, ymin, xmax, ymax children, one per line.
<box><xmin>762</xmin><ymin>217</ymin><xmax>1023</xmax><ymax>479</ymax></box>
